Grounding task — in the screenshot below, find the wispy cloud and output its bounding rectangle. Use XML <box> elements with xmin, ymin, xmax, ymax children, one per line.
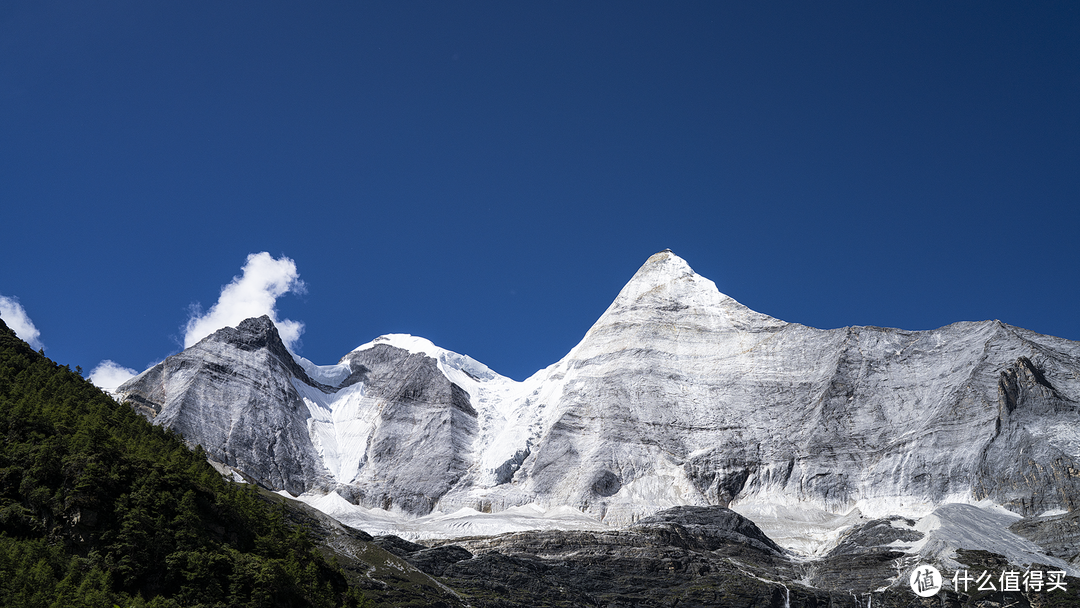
<box><xmin>0</xmin><ymin>295</ymin><xmax>44</xmax><ymax>350</ymax></box>
<box><xmin>183</xmin><ymin>252</ymin><xmax>306</xmax><ymax>350</ymax></box>
<box><xmin>89</xmin><ymin>360</ymin><xmax>138</xmax><ymax>392</ymax></box>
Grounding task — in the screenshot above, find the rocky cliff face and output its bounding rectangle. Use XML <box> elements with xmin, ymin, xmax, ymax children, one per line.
<box><xmin>119</xmin><ymin>320</ymin><xmax>493</xmax><ymax>512</ymax></box>
<box><xmin>321</xmin><ymin>343</ymin><xmax>479</xmax><ymax>514</ymax></box>
<box><xmin>121</xmin><ymin>316</ymin><xmax>331</xmax><ymax>495</ymax></box>
<box><xmin>439</xmin><ymin>251</ymin><xmax>1080</xmax><ymax>528</ymax></box>
<box><xmin>116</xmin><ymin>251</ymin><xmax>1080</xmax><ymax>540</ymax></box>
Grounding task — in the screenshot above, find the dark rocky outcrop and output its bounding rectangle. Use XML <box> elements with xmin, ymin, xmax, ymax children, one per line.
<box><xmin>407</xmin><ymin>507</ymin><xmax>929</xmax><ymax>607</ymax></box>
<box><xmin>976</xmin><ymin>356</ymin><xmax>1080</xmax><ymax>516</ymax></box>
<box><xmin>1011</xmin><ymin>510</ymin><xmax>1080</xmax><ymax>565</ymax></box>
<box><xmin>633</xmin><ymin>505</ymin><xmax>783</xmax><ymax>554</ymax></box>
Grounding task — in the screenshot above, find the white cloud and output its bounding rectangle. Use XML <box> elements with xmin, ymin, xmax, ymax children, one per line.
<box><xmin>0</xmin><ymin>295</ymin><xmax>44</xmax><ymax>350</ymax></box>
<box><xmin>183</xmin><ymin>252</ymin><xmax>306</xmax><ymax>350</ymax></box>
<box><xmin>89</xmin><ymin>360</ymin><xmax>139</xmax><ymax>392</ymax></box>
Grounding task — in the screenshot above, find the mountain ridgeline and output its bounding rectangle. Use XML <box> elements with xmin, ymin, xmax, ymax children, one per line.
<box><xmin>116</xmin><ymin>251</ymin><xmax>1080</xmax><ymax>527</ymax></box>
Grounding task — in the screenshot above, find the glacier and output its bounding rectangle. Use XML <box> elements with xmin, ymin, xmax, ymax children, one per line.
<box><xmin>116</xmin><ymin>250</ymin><xmax>1080</xmax><ymax>569</ymax></box>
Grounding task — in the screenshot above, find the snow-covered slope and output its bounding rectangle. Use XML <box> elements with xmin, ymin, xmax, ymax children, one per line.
<box><xmin>435</xmin><ymin>251</ymin><xmax>1080</xmax><ymax>530</ymax></box>
<box><xmin>116</xmin><ymin>250</ymin><xmax>1080</xmax><ymax>560</ymax></box>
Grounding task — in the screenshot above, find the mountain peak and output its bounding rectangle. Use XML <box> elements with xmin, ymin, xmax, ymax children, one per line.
<box><xmin>353</xmin><ymin>333</ymin><xmax>440</xmax><ymax>356</ymax></box>
<box><xmin>207</xmin><ymin>314</ymin><xmax>281</xmax><ymax>352</ymax></box>
<box><xmin>613</xmin><ymin>249</ymin><xmax>724</xmax><ymax>308</ymax></box>
<box><xmin>351</xmin><ymin>333</ymin><xmax>504</xmax><ymax>383</ymax></box>
<box><xmin>577</xmin><ymin>250</ymin><xmax>788</xmax><ymax>343</ymax></box>
<box><xmin>641</xmin><ymin>248</ymin><xmax>693</xmax><ymax>276</ymax></box>
<box><xmin>203</xmin><ymin>315</ymin><xmax>324</xmax><ymax>388</ymax></box>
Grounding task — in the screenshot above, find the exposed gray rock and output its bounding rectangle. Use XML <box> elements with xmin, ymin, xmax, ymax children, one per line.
<box><xmin>493</xmin><ymin>448</ymin><xmax>530</xmax><ymax>485</ymax></box>
<box><xmin>827</xmin><ymin>517</ymin><xmax>923</xmax><ymax>557</ymax></box>
<box><xmin>118</xmin><ymin>316</ymin><xmax>331</xmax><ymax>495</ymax></box>
<box><xmin>117</xmin><ymin>322</ymin><xmax>480</xmax><ymax>513</ymax></box>
<box><xmin>976</xmin><ymin>356</ymin><xmax>1080</xmax><ymax>515</ymax></box>
<box><xmin>633</xmin><ymin>505</ymin><xmax>783</xmax><ymax>555</ymax></box>
<box><xmin>116</xmin><ymin>251</ymin><xmax>1080</xmax><ymax>562</ymax></box>
<box><xmin>419</xmin><ymin>507</ymin><xmax>1080</xmax><ymax>606</ymax></box>
<box><xmin>371</xmin><ymin>534</ymin><xmax>427</xmax><ymax>558</ymax></box>
<box><xmin>424</xmin><ymin>506</ymin><xmax>895</xmax><ymax>607</ymax></box>
<box><xmin>448</xmin><ymin>251</ymin><xmax>1080</xmax><ymax>529</ymax></box>
<box><xmin>406</xmin><ymin>545</ymin><xmax>474</xmax><ymax>577</ymax></box>
<box><xmin>330</xmin><ymin>344</ymin><xmax>478</xmax><ymax>513</ymax></box>
<box><xmin>1011</xmin><ymin>510</ymin><xmax>1080</xmax><ymax>565</ymax></box>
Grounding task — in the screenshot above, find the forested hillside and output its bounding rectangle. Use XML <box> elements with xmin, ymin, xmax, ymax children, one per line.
<box><xmin>0</xmin><ymin>318</ymin><xmax>366</xmax><ymax>608</ymax></box>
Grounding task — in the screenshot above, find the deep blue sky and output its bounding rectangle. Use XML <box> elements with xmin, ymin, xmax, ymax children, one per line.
<box><xmin>1</xmin><ymin>2</ymin><xmax>1078</xmax><ymax>381</ymax></box>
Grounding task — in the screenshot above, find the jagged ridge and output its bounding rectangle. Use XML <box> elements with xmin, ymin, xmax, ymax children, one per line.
<box><xmin>116</xmin><ymin>251</ymin><xmax>1080</xmax><ymax>536</ymax></box>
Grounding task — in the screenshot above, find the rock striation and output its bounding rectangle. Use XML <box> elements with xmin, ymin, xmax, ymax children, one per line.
<box><xmin>117</xmin><ymin>251</ymin><xmax>1080</xmax><ymax>545</ymax></box>
<box><xmin>121</xmin><ymin>316</ymin><xmax>331</xmax><ymax>495</ymax></box>
<box><xmin>119</xmin><ymin>320</ymin><xmax>485</xmax><ymax>511</ymax></box>
<box><xmin>439</xmin><ymin>251</ymin><xmax>1080</xmax><ymax>528</ymax></box>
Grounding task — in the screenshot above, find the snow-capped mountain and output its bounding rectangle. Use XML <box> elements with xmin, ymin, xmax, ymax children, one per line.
<box><xmin>116</xmin><ymin>250</ymin><xmax>1080</xmax><ymax>559</ymax></box>
<box><xmin>455</xmin><ymin>251</ymin><xmax>1080</xmax><ymax>525</ymax></box>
